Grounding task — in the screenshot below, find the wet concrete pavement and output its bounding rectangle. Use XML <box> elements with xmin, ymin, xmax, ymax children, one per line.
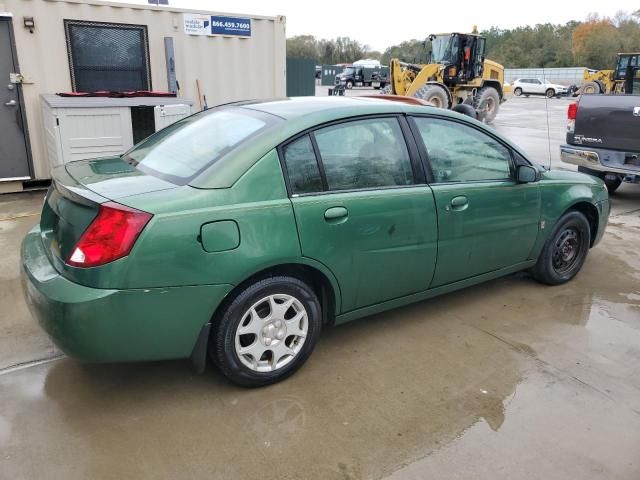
<box><xmin>1</xmin><ymin>101</ymin><xmax>640</xmax><ymax>479</ymax></box>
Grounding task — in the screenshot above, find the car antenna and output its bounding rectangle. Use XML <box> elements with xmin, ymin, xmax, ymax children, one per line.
<box><xmin>542</xmin><ymin>64</ymin><xmax>553</xmax><ymax>170</ymax></box>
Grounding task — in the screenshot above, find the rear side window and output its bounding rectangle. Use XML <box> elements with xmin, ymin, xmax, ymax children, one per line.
<box><xmin>124</xmin><ymin>107</ymin><xmax>275</xmax><ymax>185</ymax></box>
<box><xmin>282</xmin><ymin>135</ymin><xmax>323</xmax><ymax>194</ymax></box>
<box><xmin>413</xmin><ymin>117</ymin><xmax>512</xmax><ymax>183</ymax></box>
<box><xmin>313</xmin><ymin>118</ymin><xmax>414</xmax><ymax>191</ymax></box>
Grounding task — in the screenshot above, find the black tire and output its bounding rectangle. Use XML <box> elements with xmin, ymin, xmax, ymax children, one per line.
<box><xmin>577</xmin><ymin>166</ymin><xmax>603</xmax><ymax>178</ymax></box>
<box><xmin>346</xmin><ymin>80</ymin><xmax>354</xmax><ymax>89</ymax></box>
<box><xmin>581</xmin><ymin>81</ymin><xmax>601</xmax><ymax>94</ymax></box>
<box><xmin>210</xmin><ymin>276</ymin><xmax>322</xmax><ymax>387</ymax></box>
<box><xmin>452</xmin><ymin>103</ymin><xmax>478</xmax><ymax>119</ymax></box>
<box><xmin>474</xmin><ymin>86</ymin><xmax>500</xmax><ymax>123</ymax></box>
<box><xmin>413</xmin><ymin>84</ymin><xmax>449</xmax><ymax>108</ymax></box>
<box><xmin>577</xmin><ymin>167</ymin><xmax>622</xmax><ymax>193</ymax></box>
<box><xmin>545</xmin><ymin>88</ymin><xmax>555</xmax><ymax>98</ymax></box>
<box><xmin>513</xmin><ymin>87</ymin><xmax>523</xmax><ymax>96</ymax></box>
<box><xmin>531</xmin><ymin>211</ymin><xmax>591</xmax><ymax>285</ymax></box>
<box><xmin>603</xmin><ymin>173</ymin><xmax>622</xmax><ymax>193</ymax></box>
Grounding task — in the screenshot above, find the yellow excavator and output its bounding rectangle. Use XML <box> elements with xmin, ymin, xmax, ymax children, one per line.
<box><xmin>582</xmin><ymin>53</ymin><xmax>640</xmax><ymax>94</ymax></box>
<box><xmin>383</xmin><ymin>28</ymin><xmax>505</xmax><ymax>123</ymax></box>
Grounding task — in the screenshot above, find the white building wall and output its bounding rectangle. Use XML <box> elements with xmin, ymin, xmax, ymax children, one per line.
<box><xmin>1</xmin><ymin>0</ymin><xmax>286</xmax><ymax>180</ymax></box>
<box><xmin>505</xmin><ymin>67</ymin><xmax>587</xmax><ymax>85</ymax></box>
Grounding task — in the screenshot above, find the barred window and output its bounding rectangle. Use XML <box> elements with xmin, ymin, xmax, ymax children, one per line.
<box><xmin>64</xmin><ymin>20</ymin><xmax>151</xmax><ymax>92</ymax></box>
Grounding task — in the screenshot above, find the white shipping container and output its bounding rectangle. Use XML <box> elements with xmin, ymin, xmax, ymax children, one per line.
<box><xmin>0</xmin><ymin>0</ymin><xmax>286</xmax><ymax>186</ymax></box>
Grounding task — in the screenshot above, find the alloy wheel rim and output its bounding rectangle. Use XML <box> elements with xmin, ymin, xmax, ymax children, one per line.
<box><xmin>552</xmin><ymin>228</ymin><xmax>580</xmax><ymax>274</ymax></box>
<box><xmin>235</xmin><ymin>294</ymin><xmax>308</xmax><ymax>373</ymax></box>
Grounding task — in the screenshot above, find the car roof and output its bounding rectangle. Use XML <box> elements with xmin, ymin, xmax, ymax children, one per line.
<box><xmin>235</xmin><ymin>96</ymin><xmax>426</xmax><ymax>120</ymax></box>
<box><xmin>190</xmin><ymin>96</ymin><xmax>530</xmax><ymax>189</ymax></box>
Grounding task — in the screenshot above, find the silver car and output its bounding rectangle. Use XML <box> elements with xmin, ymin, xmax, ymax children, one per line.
<box><xmin>512</xmin><ymin>78</ymin><xmax>568</xmax><ymax>98</ymax></box>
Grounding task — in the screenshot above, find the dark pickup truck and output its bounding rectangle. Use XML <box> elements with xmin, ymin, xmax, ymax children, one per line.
<box><xmin>335</xmin><ymin>66</ymin><xmax>389</xmax><ymax>89</ymax></box>
<box><xmin>561</xmin><ymin>92</ymin><xmax>640</xmax><ymax>192</ymax></box>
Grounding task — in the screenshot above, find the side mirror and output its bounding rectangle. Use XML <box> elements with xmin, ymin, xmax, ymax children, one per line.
<box><xmin>516</xmin><ymin>165</ymin><xmax>538</xmax><ymax>183</ymax></box>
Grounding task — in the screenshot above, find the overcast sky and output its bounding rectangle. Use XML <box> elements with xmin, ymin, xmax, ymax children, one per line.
<box><xmin>121</xmin><ymin>0</ymin><xmax>638</xmax><ymax>51</ymax></box>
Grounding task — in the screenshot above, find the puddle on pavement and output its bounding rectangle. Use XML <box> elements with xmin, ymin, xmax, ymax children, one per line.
<box><xmin>0</xmin><ymin>191</ymin><xmax>638</xmax><ymax>479</ymax></box>
<box><xmin>0</xmin><ymin>305</ymin><xmax>529</xmax><ymax>480</ymax></box>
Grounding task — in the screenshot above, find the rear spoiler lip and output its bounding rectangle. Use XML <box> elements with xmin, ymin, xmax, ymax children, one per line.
<box><xmin>51</xmin><ymin>165</ymin><xmax>108</xmax><ymax>206</ymax></box>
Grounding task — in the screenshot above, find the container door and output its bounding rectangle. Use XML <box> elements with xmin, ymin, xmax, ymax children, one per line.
<box><xmin>0</xmin><ymin>18</ymin><xmax>31</xmax><ymax>180</ymax></box>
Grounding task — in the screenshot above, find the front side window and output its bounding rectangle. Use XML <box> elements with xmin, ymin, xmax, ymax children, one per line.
<box><xmin>65</xmin><ymin>20</ymin><xmax>151</xmax><ymax>92</ymax></box>
<box><xmin>430</xmin><ymin>35</ymin><xmax>460</xmax><ymax>64</ymax></box>
<box><xmin>313</xmin><ymin>118</ymin><xmax>414</xmax><ymax>191</ymax></box>
<box><xmin>413</xmin><ymin>117</ymin><xmax>512</xmax><ymax>183</ymax></box>
<box><xmin>124</xmin><ymin>107</ymin><xmax>274</xmax><ymax>184</ymax></box>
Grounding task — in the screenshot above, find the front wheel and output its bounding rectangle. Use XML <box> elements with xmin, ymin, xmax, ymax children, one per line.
<box><xmin>513</xmin><ymin>87</ymin><xmax>523</xmax><ymax>96</ymax></box>
<box><xmin>474</xmin><ymin>86</ymin><xmax>500</xmax><ymax>123</ymax></box>
<box><xmin>210</xmin><ymin>276</ymin><xmax>322</xmax><ymax>387</ymax></box>
<box><xmin>545</xmin><ymin>88</ymin><xmax>555</xmax><ymax>98</ymax></box>
<box><xmin>413</xmin><ymin>84</ymin><xmax>449</xmax><ymax>108</ymax></box>
<box><xmin>346</xmin><ymin>80</ymin><xmax>354</xmax><ymax>89</ymax></box>
<box><xmin>531</xmin><ymin>211</ymin><xmax>591</xmax><ymax>285</ymax></box>
<box><xmin>581</xmin><ymin>81</ymin><xmax>601</xmax><ymax>94</ymax></box>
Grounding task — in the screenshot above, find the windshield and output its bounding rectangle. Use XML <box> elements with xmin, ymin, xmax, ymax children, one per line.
<box><xmin>342</xmin><ymin>67</ymin><xmax>355</xmax><ymax>75</ymax></box>
<box><xmin>430</xmin><ymin>35</ymin><xmax>460</xmax><ymax>64</ymax></box>
<box><xmin>123</xmin><ymin>107</ymin><xmax>274</xmax><ymax>185</ymax></box>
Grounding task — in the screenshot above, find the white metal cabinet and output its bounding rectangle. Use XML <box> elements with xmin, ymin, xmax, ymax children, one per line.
<box><xmin>41</xmin><ymin>95</ymin><xmax>192</xmax><ymax>167</ymax></box>
<box><xmin>154</xmin><ymin>104</ymin><xmax>192</xmax><ymax>130</ymax></box>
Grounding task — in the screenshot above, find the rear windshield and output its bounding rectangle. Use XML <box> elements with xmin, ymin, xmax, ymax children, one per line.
<box><xmin>123</xmin><ymin>107</ymin><xmax>276</xmax><ymax>185</ymax></box>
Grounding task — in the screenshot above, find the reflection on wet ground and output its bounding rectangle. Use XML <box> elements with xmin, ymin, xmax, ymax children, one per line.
<box><xmin>1</xmin><ymin>190</ymin><xmax>639</xmax><ymax>479</ymax></box>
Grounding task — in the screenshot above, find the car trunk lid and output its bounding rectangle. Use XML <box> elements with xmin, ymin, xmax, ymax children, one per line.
<box><xmin>64</xmin><ymin>156</ymin><xmax>178</xmax><ymax>199</ymax></box>
<box><xmin>41</xmin><ymin>157</ymin><xmax>173</xmax><ymax>265</ymax></box>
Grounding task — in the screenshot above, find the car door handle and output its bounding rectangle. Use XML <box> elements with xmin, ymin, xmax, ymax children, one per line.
<box><xmin>4</xmin><ymin>99</ymin><xmax>17</xmax><ymax>107</ymax></box>
<box><xmin>324</xmin><ymin>206</ymin><xmax>348</xmax><ymax>222</ymax></box>
<box><xmin>450</xmin><ymin>196</ymin><xmax>469</xmax><ymax>211</ymax></box>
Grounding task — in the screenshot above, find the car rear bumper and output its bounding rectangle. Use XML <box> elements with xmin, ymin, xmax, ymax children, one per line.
<box><xmin>21</xmin><ymin>225</ymin><xmax>232</xmax><ymax>363</ymax></box>
<box><xmin>561</xmin><ymin>145</ymin><xmax>640</xmax><ymax>175</ymax></box>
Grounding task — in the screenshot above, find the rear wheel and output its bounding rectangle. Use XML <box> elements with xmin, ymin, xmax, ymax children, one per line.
<box><xmin>582</xmin><ymin>81</ymin><xmax>601</xmax><ymax>94</ymax></box>
<box><xmin>210</xmin><ymin>276</ymin><xmax>322</xmax><ymax>387</ymax></box>
<box><xmin>577</xmin><ymin>167</ymin><xmax>622</xmax><ymax>193</ymax></box>
<box><xmin>413</xmin><ymin>84</ymin><xmax>449</xmax><ymax>108</ymax></box>
<box><xmin>603</xmin><ymin>173</ymin><xmax>622</xmax><ymax>193</ymax></box>
<box><xmin>474</xmin><ymin>86</ymin><xmax>500</xmax><ymax>123</ymax></box>
<box><xmin>513</xmin><ymin>87</ymin><xmax>523</xmax><ymax>96</ymax></box>
<box><xmin>531</xmin><ymin>211</ymin><xmax>591</xmax><ymax>285</ymax></box>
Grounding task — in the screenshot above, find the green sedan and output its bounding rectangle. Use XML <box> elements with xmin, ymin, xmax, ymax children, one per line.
<box><xmin>21</xmin><ymin>97</ymin><xmax>610</xmax><ymax>387</ymax></box>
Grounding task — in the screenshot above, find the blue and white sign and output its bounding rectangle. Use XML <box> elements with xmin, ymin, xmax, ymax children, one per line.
<box><xmin>211</xmin><ymin>16</ymin><xmax>251</xmax><ymax>37</ymax></box>
<box><xmin>183</xmin><ymin>13</ymin><xmax>251</xmax><ymax>37</ymax></box>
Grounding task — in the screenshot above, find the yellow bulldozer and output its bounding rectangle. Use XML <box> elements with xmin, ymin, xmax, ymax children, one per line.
<box><xmin>383</xmin><ymin>29</ymin><xmax>506</xmax><ymax>123</ymax></box>
<box><xmin>582</xmin><ymin>53</ymin><xmax>640</xmax><ymax>94</ymax></box>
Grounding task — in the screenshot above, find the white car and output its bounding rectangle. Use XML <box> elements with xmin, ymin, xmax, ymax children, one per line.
<box><xmin>512</xmin><ymin>78</ymin><xmax>568</xmax><ymax>98</ymax></box>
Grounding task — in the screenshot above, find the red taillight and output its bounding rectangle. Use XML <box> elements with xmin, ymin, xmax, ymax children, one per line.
<box><xmin>568</xmin><ymin>102</ymin><xmax>578</xmax><ymax>120</ymax></box>
<box><xmin>66</xmin><ymin>202</ymin><xmax>152</xmax><ymax>268</ymax></box>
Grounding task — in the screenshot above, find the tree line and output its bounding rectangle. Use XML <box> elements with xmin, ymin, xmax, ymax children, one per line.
<box><xmin>286</xmin><ymin>11</ymin><xmax>640</xmax><ymax>70</ymax></box>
